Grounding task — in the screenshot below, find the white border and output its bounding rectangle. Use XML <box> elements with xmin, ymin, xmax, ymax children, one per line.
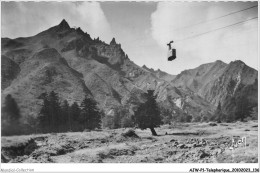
<box><xmin>0</xmin><ymin>0</ymin><xmax>259</xmax><ymax>172</ymax></box>
<box><xmin>1</xmin><ymin>163</ymin><xmax>259</xmax><ymax>172</ymax></box>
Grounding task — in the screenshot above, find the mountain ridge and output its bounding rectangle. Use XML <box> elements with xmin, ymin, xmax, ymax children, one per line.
<box><xmin>1</xmin><ymin>19</ymin><xmax>257</xmax><ymax>127</ymax></box>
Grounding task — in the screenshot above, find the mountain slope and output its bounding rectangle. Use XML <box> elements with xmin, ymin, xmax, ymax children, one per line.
<box><xmin>142</xmin><ymin>65</ymin><xmax>176</xmax><ymax>82</ymax></box>
<box><xmin>1</xmin><ymin>19</ymin><xmax>257</xmax><ymax>126</ymax></box>
<box><xmin>2</xmin><ymin>47</ymin><xmax>92</xmax><ymax>117</ymax></box>
<box><xmin>171</xmin><ymin>60</ymin><xmax>258</xmax><ymax>115</ymax></box>
<box><xmin>171</xmin><ymin>60</ymin><xmax>227</xmax><ymax>94</ymax></box>
<box><xmin>1</xmin><ymin>55</ymin><xmax>20</xmax><ymax>90</ymax></box>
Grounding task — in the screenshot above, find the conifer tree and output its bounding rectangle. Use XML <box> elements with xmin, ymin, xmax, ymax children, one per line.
<box><xmin>69</xmin><ymin>102</ymin><xmax>81</xmax><ymax>131</ymax></box>
<box><xmin>2</xmin><ymin>94</ymin><xmax>21</xmax><ymax>135</ymax></box>
<box><xmin>134</xmin><ymin>90</ymin><xmax>162</xmax><ymax>136</ymax></box>
<box><xmin>61</xmin><ymin>100</ymin><xmax>70</xmax><ymax>132</ymax></box>
<box><xmin>39</xmin><ymin>92</ymin><xmax>50</xmax><ymax>133</ymax></box>
<box><xmin>48</xmin><ymin>91</ymin><xmax>61</xmax><ymax>132</ymax></box>
<box><xmin>3</xmin><ymin>94</ymin><xmax>20</xmax><ymax>120</ymax></box>
<box><xmin>80</xmin><ymin>96</ymin><xmax>101</xmax><ymax>130</ymax></box>
<box><xmin>235</xmin><ymin>96</ymin><xmax>251</xmax><ymax>122</ymax></box>
<box><xmin>39</xmin><ymin>91</ymin><xmax>61</xmax><ymax>133</ymax></box>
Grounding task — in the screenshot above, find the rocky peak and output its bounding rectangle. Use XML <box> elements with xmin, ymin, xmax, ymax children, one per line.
<box><xmin>94</xmin><ymin>37</ymin><xmax>102</xmax><ymax>43</ymax></box>
<box><xmin>96</xmin><ymin>37</ymin><xmax>100</xmax><ymax>41</ymax></box>
<box><xmin>75</xmin><ymin>27</ymin><xmax>84</xmax><ymax>35</ymax></box>
<box><xmin>110</xmin><ymin>38</ymin><xmax>117</xmax><ymax>45</ymax></box>
<box><xmin>150</xmin><ymin>68</ymin><xmax>155</xmax><ymax>72</ymax></box>
<box><xmin>74</xmin><ymin>27</ymin><xmax>91</xmax><ymax>40</ymax></box>
<box><xmin>57</xmin><ymin>19</ymin><xmax>70</xmax><ymax>31</ymax></box>
<box><xmin>142</xmin><ymin>65</ymin><xmax>148</xmax><ymax>69</ymax></box>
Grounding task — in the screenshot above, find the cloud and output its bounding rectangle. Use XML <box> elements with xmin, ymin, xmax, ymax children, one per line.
<box><xmin>1</xmin><ymin>2</ymin><xmax>113</xmax><ymax>42</ymax></box>
<box><xmin>150</xmin><ymin>2</ymin><xmax>258</xmax><ymax>70</ymax></box>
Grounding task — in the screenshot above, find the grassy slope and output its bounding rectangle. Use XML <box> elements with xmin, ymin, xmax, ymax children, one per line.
<box><xmin>1</xmin><ymin>121</ymin><xmax>258</xmax><ymax>163</ymax></box>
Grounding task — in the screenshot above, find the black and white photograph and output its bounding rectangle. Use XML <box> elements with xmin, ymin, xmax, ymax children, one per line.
<box><xmin>1</xmin><ymin>0</ymin><xmax>259</xmax><ymax>171</ymax></box>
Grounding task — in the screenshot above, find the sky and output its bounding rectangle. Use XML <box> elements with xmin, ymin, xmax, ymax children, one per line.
<box><xmin>1</xmin><ymin>1</ymin><xmax>258</xmax><ymax>75</ymax></box>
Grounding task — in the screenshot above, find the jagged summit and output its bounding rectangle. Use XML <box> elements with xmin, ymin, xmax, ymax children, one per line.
<box><xmin>110</xmin><ymin>37</ymin><xmax>117</xmax><ymax>45</ymax></box>
<box><xmin>75</xmin><ymin>27</ymin><xmax>84</xmax><ymax>35</ymax></box>
<box><xmin>142</xmin><ymin>65</ymin><xmax>148</xmax><ymax>69</ymax></box>
<box><xmin>34</xmin><ymin>19</ymin><xmax>71</xmax><ymax>36</ymax></box>
<box><xmin>142</xmin><ymin>65</ymin><xmax>159</xmax><ymax>73</ymax></box>
<box><xmin>58</xmin><ymin>19</ymin><xmax>70</xmax><ymax>29</ymax></box>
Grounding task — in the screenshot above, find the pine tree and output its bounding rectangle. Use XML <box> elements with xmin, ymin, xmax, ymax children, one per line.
<box><xmin>134</xmin><ymin>90</ymin><xmax>162</xmax><ymax>136</ymax></box>
<box><xmin>3</xmin><ymin>94</ymin><xmax>20</xmax><ymax>120</ymax></box>
<box><xmin>80</xmin><ymin>96</ymin><xmax>101</xmax><ymax>130</ymax></box>
<box><xmin>93</xmin><ymin>109</ymin><xmax>102</xmax><ymax>129</ymax></box>
<box><xmin>80</xmin><ymin>98</ymin><xmax>91</xmax><ymax>130</ymax></box>
<box><xmin>69</xmin><ymin>102</ymin><xmax>81</xmax><ymax>131</ymax></box>
<box><xmin>48</xmin><ymin>91</ymin><xmax>61</xmax><ymax>132</ymax></box>
<box><xmin>2</xmin><ymin>94</ymin><xmax>21</xmax><ymax>136</ymax></box>
<box><xmin>61</xmin><ymin>100</ymin><xmax>70</xmax><ymax>132</ymax></box>
<box><xmin>39</xmin><ymin>92</ymin><xmax>50</xmax><ymax>133</ymax></box>
<box><xmin>235</xmin><ymin>96</ymin><xmax>252</xmax><ymax>122</ymax></box>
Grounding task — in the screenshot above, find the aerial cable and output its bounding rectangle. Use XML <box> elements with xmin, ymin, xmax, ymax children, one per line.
<box><xmin>134</xmin><ymin>16</ymin><xmax>257</xmax><ymax>48</ymax></box>
<box><xmin>121</xmin><ymin>5</ymin><xmax>257</xmax><ymax>45</ymax></box>
<box><xmin>161</xmin><ymin>5</ymin><xmax>258</xmax><ymax>32</ymax></box>
<box><xmin>167</xmin><ymin>16</ymin><xmax>257</xmax><ymax>61</ymax></box>
<box><xmin>175</xmin><ymin>16</ymin><xmax>258</xmax><ymax>43</ymax></box>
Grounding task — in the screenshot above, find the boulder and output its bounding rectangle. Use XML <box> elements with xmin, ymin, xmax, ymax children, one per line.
<box><xmin>209</xmin><ymin>122</ymin><xmax>217</xmax><ymax>126</ymax></box>
<box><xmin>177</xmin><ymin>144</ymin><xmax>186</xmax><ymax>149</ymax></box>
<box><xmin>199</xmin><ymin>150</ymin><xmax>210</xmax><ymax>159</ymax></box>
<box><xmin>170</xmin><ymin>139</ymin><xmax>176</xmax><ymax>142</ymax></box>
<box><xmin>173</xmin><ymin>141</ymin><xmax>179</xmax><ymax>146</ymax></box>
<box><xmin>121</xmin><ymin>129</ymin><xmax>139</xmax><ymax>138</ymax></box>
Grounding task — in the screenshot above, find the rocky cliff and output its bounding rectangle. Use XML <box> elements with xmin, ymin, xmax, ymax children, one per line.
<box><xmin>1</xmin><ymin>19</ymin><xmax>257</xmax><ymax>124</ymax></box>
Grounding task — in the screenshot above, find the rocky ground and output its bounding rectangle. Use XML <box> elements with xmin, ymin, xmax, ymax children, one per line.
<box><xmin>1</xmin><ymin>121</ymin><xmax>258</xmax><ymax>163</ymax></box>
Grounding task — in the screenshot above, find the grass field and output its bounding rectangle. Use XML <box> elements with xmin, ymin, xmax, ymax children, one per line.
<box><xmin>1</xmin><ymin>121</ymin><xmax>258</xmax><ymax>163</ymax></box>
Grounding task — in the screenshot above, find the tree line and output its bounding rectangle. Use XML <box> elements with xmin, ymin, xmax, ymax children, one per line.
<box><xmin>1</xmin><ymin>89</ymin><xmax>257</xmax><ymax>136</ymax></box>
<box><xmin>38</xmin><ymin>91</ymin><xmax>102</xmax><ymax>133</ymax></box>
<box><xmin>1</xmin><ymin>91</ymin><xmax>102</xmax><ymax>135</ymax></box>
<box><xmin>1</xmin><ymin>90</ymin><xmax>163</xmax><ymax>136</ymax></box>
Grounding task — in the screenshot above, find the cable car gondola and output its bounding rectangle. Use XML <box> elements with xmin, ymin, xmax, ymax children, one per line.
<box><xmin>167</xmin><ymin>41</ymin><xmax>176</xmax><ymax>61</ymax></box>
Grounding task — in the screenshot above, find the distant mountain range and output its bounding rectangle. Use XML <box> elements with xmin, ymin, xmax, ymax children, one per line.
<box><xmin>1</xmin><ymin>19</ymin><xmax>258</xmax><ymax>123</ymax></box>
